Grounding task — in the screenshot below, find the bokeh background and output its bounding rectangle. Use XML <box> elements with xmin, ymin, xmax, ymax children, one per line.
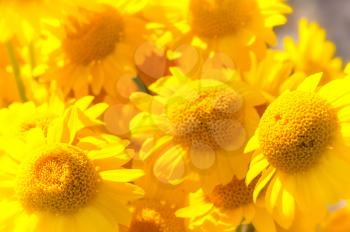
<box><xmin>278</xmin><ymin>0</ymin><xmax>350</xmax><ymax>60</ymax></box>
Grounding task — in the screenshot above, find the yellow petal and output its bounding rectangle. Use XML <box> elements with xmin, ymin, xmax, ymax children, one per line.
<box><xmin>281</xmin><ymin>188</ymin><xmax>295</xmax><ymax>223</ymax></box>
<box><xmin>319</xmin><ymin>79</ymin><xmax>350</xmax><ymax>108</ymax></box>
<box><xmin>129</xmin><ymin>112</ymin><xmax>169</xmax><ymax>138</ymax></box>
<box><xmin>139</xmin><ymin>135</ymin><xmax>173</xmax><ymax>160</ymax></box>
<box><xmin>296</xmin><ymin>73</ymin><xmax>322</xmax><ymax>92</ymax></box>
<box><xmin>153</xmin><ymin>145</ymin><xmax>186</xmax><ymax>185</ymax></box>
<box><xmin>253</xmin><ymin>167</ymin><xmax>276</xmax><ymax>202</ymax></box>
<box><xmin>75</xmin><ymin>206</ymin><xmax>116</xmax><ymax>232</ymax></box>
<box><xmin>246</xmin><ymin>153</ymin><xmax>268</xmax><ymax>185</ymax></box>
<box><xmin>130</xmin><ymin>92</ymin><xmax>164</xmax><ymax>113</ymax></box>
<box><xmin>244</xmin><ymin>133</ymin><xmax>259</xmax><ymax>154</ymax></box>
<box><xmin>252</xmin><ymin>207</ymin><xmax>277</xmax><ymax>232</ymax></box>
<box><xmin>176</xmin><ymin>203</ymin><xmax>213</xmax><ymax>219</ymax></box>
<box><xmin>266</xmin><ymin>176</ymin><xmax>282</xmax><ymax>211</ymax></box>
<box><xmin>88</xmin><ymin>143</ymin><xmax>128</xmax><ymax>160</ymax></box>
<box><xmin>84</xmin><ymin>103</ymin><xmax>109</xmax><ymax>120</ymax></box>
<box><xmin>73</xmin><ymin>96</ymin><xmax>94</xmax><ymax>111</ymax></box>
<box><xmin>189</xmin><ymin>142</ymin><xmax>216</xmax><ymax>170</ymax></box>
<box><xmin>100</xmin><ymin>169</ymin><xmax>144</xmax><ymax>183</ymax></box>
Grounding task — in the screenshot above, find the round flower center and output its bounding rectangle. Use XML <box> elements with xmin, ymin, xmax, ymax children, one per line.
<box><xmin>129</xmin><ymin>208</ymin><xmax>165</xmax><ymax>232</ymax></box>
<box><xmin>129</xmin><ymin>200</ymin><xmax>185</xmax><ymax>232</ymax></box>
<box><xmin>259</xmin><ymin>91</ymin><xmax>338</xmax><ymax>174</ymax></box>
<box><xmin>168</xmin><ymin>87</ymin><xmax>246</xmax><ymax>151</ymax></box>
<box><xmin>208</xmin><ymin>176</ymin><xmax>256</xmax><ymax>210</ymax></box>
<box><xmin>16</xmin><ymin>144</ymin><xmax>99</xmax><ymax>214</ymax></box>
<box><xmin>189</xmin><ymin>0</ymin><xmax>257</xmax><ymax>38</ymax></box>
<box><xmin>63</xmin><ymin>7</ymin><xmax>124</xmax><ymax>65</ymax></box>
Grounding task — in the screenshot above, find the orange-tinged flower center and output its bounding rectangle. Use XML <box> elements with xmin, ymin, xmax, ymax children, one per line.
<box><xmin>208</xmin><ymin>176</ymin><xmax>256</xmax><ymax>210</ymax></box>
<box><xmin>259</xmin><ymin>91</ymin><xmax>337</xmax><ymax>174</ymax></box>
<box><xmin>63</xmin><ymin>7</ymin><xmax>124</xmax><ymax>65</ymax></box>
<box><xmin>168</xmin><ymin>87</ymin><xmax>246</xmax><ymax>152</ymax></box>
<box><xmin>129</xmin><ymin>200</ymin><xmax>185</xmax><ymax>232</ymax></box>
<box><xmin>189</xmin><ymin>0</ymin><xmax>257</xmax><ymax>38</ymax></box>
<box><xmin>129</xmin><ymin>208</ymin><xmax>165</xmax><ymax>232</ymax></box>
<box><xmin>16</xmin><ymin>144</ymin><xmax>100</xmax><ymax>214</ymax></box>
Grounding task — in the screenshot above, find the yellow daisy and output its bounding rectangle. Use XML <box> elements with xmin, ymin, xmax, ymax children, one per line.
<box><xmin>144</xmin><ymin>0</ymin><xmax>291</xmax><ymax>70</ymax></box>
<box><xmin>0</xmin><ymin>95</ymin><xmax>105</xmax><ymax>139</ymax></box>
<box><xmin>176</xmin><ymin>175</ymin><xmax>277</xmax><ymax>232</ymax></box>
<box><xmin>0</xmin><ymin>0</ymin><xmax>82</xmax><ymax>43</ymax></box>
<box><xmin>280</xmin><ymin>18</ymin><xmax>343</xmax><ymax>84</ymax></box>
<box><xmin>119</xmin><ymin>151</ymin><xmax>202</xmax><ymax>232</ymax></box>
<box><xmin>245</xmin><ymin>73</ymin><xmax>350</xmax><ymax>229</ymax></box>
<box><xmin>0</xmin><ymin>97</ymin><xmax>144</xmax><ymax>231</ymax></box>
<box><xmin>130</xmin><ymin>68</ymin><xmax>264</xmax><ymax>191</ymax></box>
<box><xmin>242</xmin><ymin>51</ymin><xmax>300</xmax><ymax>103</ymax></box>
<box><xmin>121</xmin><ymin>198</ymin><xmax>188</xmax><ymax>232</ymax></box>
<box><xmin>46</xmin><ymin>1</ymin><xmax>150</xmax><ymax>100</ymax></box>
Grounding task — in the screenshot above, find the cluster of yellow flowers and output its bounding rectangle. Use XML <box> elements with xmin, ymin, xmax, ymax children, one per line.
<box><xmin>1</xmin><ymin>0</ymin><xmax>350</xmax><ymax>231</ymax></box>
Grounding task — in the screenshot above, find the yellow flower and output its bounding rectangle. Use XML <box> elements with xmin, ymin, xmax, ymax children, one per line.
<box><xmin>245</xmin><ymin>74</ymin><xmax>350</xmax><ymax>229</ymax></box>
<box><xmin>130</xmin><ymin>68</ymin><xmax>264</xmax><ymax>191</ymax></box>
<box><xmin>281</xmin><ymin>19</ymin><xmax>343</xmax><ymax>84</ymax></box>
<box><xmin>242</xmin><ymin>51</ymin><xmax>298</xmax><ymax>103</ymax></box>
<box><xmin>0</xmin><ymin>0</ymin><xmax>82</xmax><ymax>43</ymax></box>
<box><xmin>144</xmin><ymin>0</ymin><xmax>291</xmax><ymax>70</ymax></box>
<box><xmin>0</xmin><ymin>95</ymin><xmax>105</xmax><ymax>139</ymax></box>
<box><xmin>46</xmin><ymin>1</ymin><xmax>150</xmax><ymax>100</ymax></box>
<box><xmin>119</xmin><ymin>149</ymin><xmax>200</xmax><ymax>232</ymax></box>
<box><xmin>122</xmin><ymin>199</ymin><xmax>187</xmax><ymax>232</ymax></box>
<box><xmin>0</xmin><ymin>96</ymin><xmax>144</xmax><ymax>231</ymax></box>
<box><xmin>176</xmin><ymin>175</ymin><xmax>277</xmax><ymax>232</ymax></box>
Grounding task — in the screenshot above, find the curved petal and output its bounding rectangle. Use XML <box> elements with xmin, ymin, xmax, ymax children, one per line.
<box><xmin>153</xmin><ymin>145</ymin><xmax>186</xmax><ymax>185</ymax></box>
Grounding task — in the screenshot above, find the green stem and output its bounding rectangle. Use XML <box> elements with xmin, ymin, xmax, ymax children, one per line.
<box><xmin>29</xmin><ymin>42</ymin><xmax>36</xmax><ymax>78</ymax></box>
<box><xmin>133</xmin><ymin>76</ymin><xmax>150</xmax><ymax>94</ymax></box>
<box><xmin>236</xmin><ymin>224</ymin><xmax>255</xmax><ymax>232</ymax></box>
<box><xmin>5</xmin><ymin>41</ymin><xmax>27</xmax><ymax>102</ymax></box>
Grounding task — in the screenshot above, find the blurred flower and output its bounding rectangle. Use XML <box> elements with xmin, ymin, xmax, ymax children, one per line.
<box><xmin>280</xmin><ymin>19</ymin><xmax>344</xmax><ymax>84</ymax></box>
<box><xmin>144</xmin><ymin>0</ymin><xmax>291</xmax><ymax>70</ymax></box>
<box><xmin>45</xmin><ymin>2</ymin><xmax>150</xmax><ymax>101</ymax></box>
<box><xmin>0</xmin><ymin>0</ymin><xmax>82</xmax><ymax>43</ymax></box>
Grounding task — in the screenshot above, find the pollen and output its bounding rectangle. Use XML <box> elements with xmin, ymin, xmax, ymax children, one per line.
<box><xmin>189</xmin><ymin>0</ymin><xmax>257</xmax><ymax>38</ymax></box>
<box><xmin>63</xmin><ymin>6</ymin><xmax>124</xmax><ymax>65</ymax></box>
<box><xmin>259</xmin><ymin>91</ymin><xmax>338</xmax><ymax>174</ymax></box>
<box><xmin>168</xmin><ymin>87</ymin><xmax>246</xmax><ymax>151</ymax></box>
<box><xmin>129</xmin><ymin>200</ymin><xmax>185</xmax><ymax>232</ymax></box>
<box><xmin>208</xmin><ymin>176</ymin><xmax>257</xmax><ymax>210</ymax></box>
<box><xmin>16</xmin><ymin>144</ymin><xmax>100</xmax><ymax>214</ymax></box>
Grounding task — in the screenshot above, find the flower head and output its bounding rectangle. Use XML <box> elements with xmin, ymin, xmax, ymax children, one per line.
<box><xmin>246</xmin><ymin>74</ymin><xmax>350</xmax><ymax>229</ymax></box>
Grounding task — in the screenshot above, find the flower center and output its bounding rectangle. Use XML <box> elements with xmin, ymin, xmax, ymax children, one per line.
<box><xmin>189</xmin><ymin>0</ymin><xmax>257</xmax><ymax>38</ymax></box>
<box><xmin>63</xmin><ymin>6</ymin><xmax>124</xmax><ymax>65</ymax></box>
<box><xmin>16</xmin><ymin>144</ymin><xmax>99</xmax><ymax>214</ymax></box>
<box><xmin>129</xmin><ymin>200</ymin><xmax>185</xmax><ymax>232</ymax></box>
<box><xmin>208</xmin><ymin>176</ymin><xmax>256</xmax><ymax>210</ymax></box>
<box><xmin>259</xmin><ymin>91</ymin><xmax>338</xmax><ymax>174</ymax></box>
<box><xmin>168</xmin><ymin>87</ymin><xmax>246</xmax><ymax>151</ymax></box>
